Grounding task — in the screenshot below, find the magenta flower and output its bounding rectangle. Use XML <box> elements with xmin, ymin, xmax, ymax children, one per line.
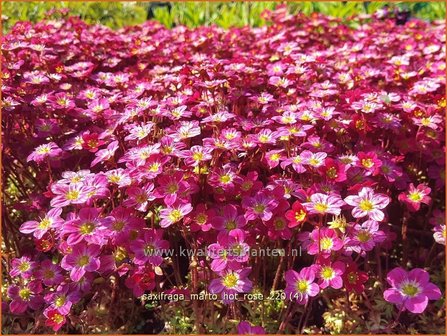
<box><xmin>305</xmin><ymin>228</ymin><xmax>344</xmax><ymax>255</ymax></box>
<box><xmin>159</xmin><ymin>201</ymin><xmax>193</xmax><ymax>228</ymax></box>
<box><xmin>242</xmin><ymin>191</ymin><xmax>279</xmax><ymax>222</ymax></box>
<box><xmin>125</xmin><ymin>266</ymin><xmax>156</xmax><ymax>297</ymax></box>
<box><xmin>384</xmin><ymin>267</ymin><xmax>441</xmax><ymax>313</ymax></box>
<box><xmin>284</xmin><ymin>267</ymin><xmax>320</xmax><ymax>304</ymax></box>
<box><xmin>153</xmin><ymin>172</ymin><xmax>189</xmax><ymax>206</ymax></box>
<box><xmin>212</xmin><ymin>204</ymin><xmax>247</xmax><ymax>231</ymax></box>
<box><xmin>303</xmin><ymin>193</ymin><xmax>345</xmax><ymax>216</ymax></box>
<box><xmin>36</xmin><ymin>259</ymin><xmax>64</xmax><ymax>286</ymax></box>
<box><xmin>207</xmin><ymin>229</ymin><xmax>250</xmax><ymax>272</ymax></box>
<box><xmin>237</xmin><ymin>321</ymin><xmax>266</xmax><ymax>334</ymax></box>
<box><xmin>91</xmin><ymin>140</ymin><xmax>119</xmax><ymax>167</ymax></box>
<box><xmin>179</xmin><ymin>145</ymin><xmax>212</xmax><ymax>166</ymax></box>
<box><xmin>8</xmin><ymin>281</ymin><xmax>43</xmax><ymax>314</ymax></box>
<box><xmin>398</xmin><ymin>183</ymin><xmax>431</xmax><ymax>212</ymax></box>
<box><xmin>44</xmin><ymin>284</ymin><xmax>81</xmax><ymax>315</ymax></box>
<box><xmin>10</xmin><ymin>256</ymin><xmax>37</xmax><ymax>279</ymax></box>
<box><xmin>209</xmin><ymin>267</ymin><xmax>253</xmax><ymax>304</ymax></box>
<box><xmin>27</xmin><ymin>142</ymin><xmax>62</xmax><ymax>163</ymax></box>
<box><xmin>124</xmin><ymin>183</ymin><xmax>155</xmax><ymax>212</ymax></box>
<box><xmin>20</xmin><ymin>207</ymin><xmax>63</xmax><ymax>239</ymax></box>
<box><xmin>50</xmin><ymin>183</ymin><xmax>94</xmax><ymax>208</ymax></box>
<box><xmin>344</xmin><ymin>187</ymin><xmax>390</xmax><ymax>221</ymax></box>
<box><xmin>315</xmin><ymin>258</ymin><xmax>345</xmax><ymax>289</ymax></box>
<box><xmin>348</xmin><ymin>220</ymin><xmax>386</xmax><ymax>252</ymax></box>
<box><xmin>131</xmin><ymin>229</ymin><xmax>169</xmax><ymax>266</ymax></box>
<box><xmin>62</xmin><ymin>207</ymin><xmax>111</xmax><ymax>246</ymax></box>
<box><xmin>61</xmin><ymin>243</ymin><xmax>101</xmax><ymax>282</ymax></box>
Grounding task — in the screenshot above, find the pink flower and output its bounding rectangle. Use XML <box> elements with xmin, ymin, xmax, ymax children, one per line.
<box><xmin>209</xmin><ymin>267</ymin><xmax>253</xmax><ymax>304</ymax></box>
<box><xmin>20</xmin><ymin>208</ymin><xmax>63</xmax><ymax>239</ymax></box>
<box><xmin>344</xmin><ymin>187</ymin><xmax>390</xmax><ymax>221</ymax></box>
<box><xmin>242</xmin><ymin>191</ymin><xmax>279</xmax><ymax>222</ymax></box>
<box><xmin>124</xmin><ymin>183</ymin><xmax>155</xmax><ymax>212</ymax></box>
<box><xmin>384</xmin><ymin>267</ymin><xmax>441</xmax><ymax>314</ymax></box>
<box><xmin>10</xmin><ymin>256</ymin><xmax>37</xmax><ymax>279</ymax></box>
<box><xmin>398</xmin><ymin>183</ymin><xmax>431</xmax><ymax>212</ymax></box>
<box><xmin>44</xmin><ymin>309</ymin><xmax>67</xmax><ymax>331</ymax></box>
<box><xmin>305</xmin><ymin>228</ymin><xmax>344</xmax><ymax>255</ymax></box>
<box><xmin>237</xmin><ymin>321</ymin><xmax>265</xmax><ymax>334</ymax></box>
<box><xmin>61</xmin><ymin>243</ymin><xmax>101</xmax><ymax>282</ymax></box>
<box><xmin>62</xmin><ymin>207</ymin><xmax>111</xmax><ymax>246</ymax></box>
<box><xmin>159</xmin><ymin>202</ymin><xmax>193</xmax><ymax>228</ymax></box>
<box><xmin>131</xmin><ymin>229</ymin><xmax>169</xmax><ymax>266</ymax></box>
<box><xmin>8</xmin><ymin>281</ymin><xmax>43</xmax><ymax>314</ymax></box>
<box><xmin>207</xmin><ymin>229</ymin><xmax>250</xmax><ymax>272</ymax></box>
<box><xmin>36</xmin><ymin>259</ymin><xmax>64</xmax><ymax>286</ymax></box>
<box><xmin>348</xmin><ymin>220</ymin><xmax>386</xmax><ymax>252</ymax></box>
<box><xmin>284</xmin><ymin>267</ymin><xmax>320</xmax><ymax>304</ymax></box>
<box><xmin>50</xmin><ymin>183</ymin><xmax>94</xmax><ymax>208</ymax></box>
<box><xmin>314</xmin><ymin>258</ymin><xmax>345</xmax><ymax>289</ymax></box>
<box><xmin>90</xmin><ymin>140</ymin><xmax>119</xmax><ymax>167</ymax></box>
<box><xmin>212</xmin><ymin>204</ymin><xmax>247</xmax><ymax>231</ymax></box>
<box><xmin>303</xmin><ymin>193</ymin><xmax>345</xmax><ymax>216</ymax></box>
<box><xmin>27</xmin><ymin>142</ymin><xmax>62</xmax><ymax>163</ymax></box>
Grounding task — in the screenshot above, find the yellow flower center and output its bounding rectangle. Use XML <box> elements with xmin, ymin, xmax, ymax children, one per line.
<box><xmin>51</xmin><ymin>313</ymin><xmax>64</xmax><ymax>324</ymax></box>
<box><xmin>192</xmin><ymin>152</ymin><xmax>203</xmax><ymax>161</ymax></box>
<box><xmin>196</xmin><ymin>213</ymin><xmax>207</xmax><ymax>225</ymax></box>
<box><xmin>270</xmin><ymin>153</ymin><xmax>281</xmax><ymax>161</ymax></box>
<box><xmin>359</xmin><ymin>199</ymin><xmax>374</xmax><ymax>211</ymax></box>
<box><xmin>408</xmin><ymin>192</ymin><xmax>422</xmax><ymax>202</ymax></box>
<box><xmin>219</xmin><ymin>174</ymin><xmax>232</xmax><ymax>184</ymax></box>
<box><xmin>321</xmin><ymin>266</ymin><xmax>335</xmax><ymax>280</ymax></box>
<box><xmin>357</xmin><ymin>231</ymin><xmax>371</xmax><ymax>242</ymax></box>
<box><xmin>55</xmin><ymin>295</ymin><xmax>66</xmax><ymax>307</ymax></box>
<box><xmin>309</xmin><ymin>158</ymin><xmax>319</xmax><ymax>166</ymax></box>
<box><xmin>168</xmin><ymin>209</ymin><xmax>183</xmax><ymax>222</ymax></box>
<box><xmin>274</xmin><ymin>218</ymin><xmax>286</xmax><ymax>230</ymax></box>
<box><xmin>222</xmin><ymin>273</ymin><xmax>239</xmax><ymax>288</ymax></box>
<box><xmin>66</xmin><ymin>190</ymin><xmax>80</xmax><ymax>201</ymax></box>
<box><xmin>18</xmin><ymin>262</ymin><xmax>30</xmax><ymax>272</ymax></box>
<box><xmin>361</xmin><ymin>158</ymin><xmax>374</xmax><ymax>168</ymax></box>
<box><xmin>320</xmin><ymin>237</ymin><xmax>333</xmax><ymax>250</ymax></box>
<box><xmin>114</xmin><ymin>247</ymin><xmax>127</xmax><ymax>262</ymax></box>
<box><xmin>80</xmin><ymin>222</ymin><xmax>95</xmax><ymax>235</ymax></box>
<box><xmin>19</xmin><ymin>288</ymin><xmax>31</xmax><ymax>301</ymax></box>
<box><xmin>401</xmin><ymin>282</ymin><xmax>420</xmax><ymax>297</ymax></box>
<box><xmin>295</xmin><ymin>210</ymin><xmax>306</xmax><ymax>222</ymax></box>
<box><xmin>254</xmin><ymin>204</ymin><xmax>266</xmax><ymax>214</ymax></box>
<box><xmin>326</xmin><ymin>167</ymin><xmax>338</xmax><ymax>179</ymax></box>
<box><xmin>112</xmin><ymin>220</ymin><xmax>125</xmax><ymax>231</ymax></box>
<box><xmin>148</xmin><ymin>163</ymin><xmax>160</xmax><ymax>172</ymax></box>
<box><xmin>43</xmin><ymin>269</ymin><xmax>55</xmax><ymax>279</ymax></box>
<box><xmin>166</xmin><ymin>183</ymin><xmax>178</xmax><ymax>194</ymax></box>
<box><xmin>78</xmin><ymin>255</ymin><xmax>90</xmax><ymax>267</ymax></box>
<box><xmin>226</xmin><ymin>220</ymin><xmax>237</xmax><ymax>230</ymax></box>
<box><xmin>36</xmin><ymin>146</ymin><xmax>51</xmax><ymax>154</ymax></box>
<box><xmin>314</xmin><ymin>203</ymin><xmax>328</xmax><ymax>213</ymax></box>
<box><xmin>296</xmin><ymin>280</ymin><xmax>308</xmax><ymax>293</ymax></box>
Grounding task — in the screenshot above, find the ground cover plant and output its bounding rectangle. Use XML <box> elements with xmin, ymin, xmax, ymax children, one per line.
<box><xmin>1</xmin><ymin>4</ymin><xmax>446</xmax><ymax>335</ymax></box>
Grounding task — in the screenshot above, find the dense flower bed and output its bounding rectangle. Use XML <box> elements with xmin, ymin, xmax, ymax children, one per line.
<box><xmin>2</xmin><ymin>6</ymin><xmax>445</xmax><ymax>334</ymax></box>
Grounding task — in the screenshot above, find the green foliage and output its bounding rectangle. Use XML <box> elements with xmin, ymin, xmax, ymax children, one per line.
<box><xmin>1</xmin><ymin>1</ymin><xmax>147</xmax><ymax>33</ymax></box>
<box><xmin>2</xmin><ymin>1</ymin><xmax>445</xmax><ymax>33</ymax></box>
